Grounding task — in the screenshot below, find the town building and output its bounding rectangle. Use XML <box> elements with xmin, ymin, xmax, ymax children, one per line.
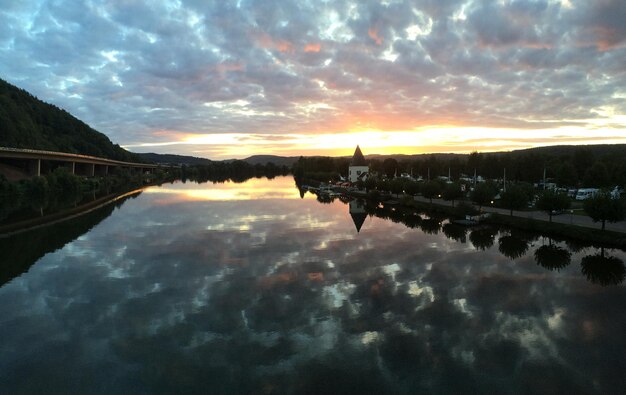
<box><xmin>348</xmin><ymin>145</ymin><xmax>369</xmax><ymax>183</ymax></box>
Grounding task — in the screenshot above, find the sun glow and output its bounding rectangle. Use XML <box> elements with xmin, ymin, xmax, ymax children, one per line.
<box><xmin>124</xmin><ymin>121</ymin><xmax>626</xmax><ymax>159</ymax></box>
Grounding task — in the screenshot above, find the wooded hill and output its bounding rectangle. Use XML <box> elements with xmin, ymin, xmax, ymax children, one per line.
<box><xmin>0</xmin><ymin>78</ymin><xmax>141</xmax><ymax>162</ymax></box>
<box><xmin>136</xmin><ymin>152</ymin><xmax>213</xmax><ymax>166</ymax></box>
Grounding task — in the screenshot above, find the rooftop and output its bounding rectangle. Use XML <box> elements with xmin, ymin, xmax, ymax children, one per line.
<box><xmin>351</xmin><ymin>145</ymin><xmax>367</xmax><ymax>166</ymax></box>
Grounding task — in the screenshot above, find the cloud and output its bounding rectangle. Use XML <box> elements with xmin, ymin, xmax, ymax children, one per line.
<box><xmin>0</xmin><ymin>0</ymin><xmax>625</xmax><ymax>158</ymax></box>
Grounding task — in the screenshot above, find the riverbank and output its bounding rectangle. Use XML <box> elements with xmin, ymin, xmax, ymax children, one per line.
<box><xmin>326</xmin><ymin>186</ymin><xmax>626</xmax><ymax>249</ymax></box>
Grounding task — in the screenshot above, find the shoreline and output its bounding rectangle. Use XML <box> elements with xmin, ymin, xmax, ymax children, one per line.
<box><xmin>312</xmin><ymin>184</ymin><xmax>626</xmax><ymax>249</ymax></box>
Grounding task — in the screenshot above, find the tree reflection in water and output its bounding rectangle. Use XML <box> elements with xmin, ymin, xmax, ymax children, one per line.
<box><xmin>498</xmin><ymin>234</ymin><xmax>530</xmax><ymax>260</ymax></box>
<box><xmin>534</xmin><ymin>238</ymin><xmax>572</xmax><ymax>271</ymax></box>
<box><xmin>420</xmin><ymin>217</ymin><xmax>441</xmax><ymax>235</ymax></box>
<box><xmin>469</xmin><ymin>227</ymin><xmax>498</xmax><ymax>250</ymax></box>
<box><xmin>442</xmin><ymin>222</ymin><xmax>467</xmax><ymax>243</ymax></box>
<box><xmin>581</xmin><ymin>248</ymin><xmax>626</xmax><ymax>286</ymax></box>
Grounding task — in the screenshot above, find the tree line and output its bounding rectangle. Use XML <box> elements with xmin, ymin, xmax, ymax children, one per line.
<box><xmin>292</xmin><ymin>145</ymin><xmax>626</xmax><ymax>188</ymax></box>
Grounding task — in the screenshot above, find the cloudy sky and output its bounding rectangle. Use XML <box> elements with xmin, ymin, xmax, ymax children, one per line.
<box><xmin>1</xmin><ymin>0</ymin><xmax>625</xmax><ymax>159</ymax></box>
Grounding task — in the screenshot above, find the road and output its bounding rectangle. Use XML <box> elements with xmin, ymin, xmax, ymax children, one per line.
<box><xmin>410</xmin><ymin>196</ymin><xmax>626</xmax><ymax>233</ymax></box>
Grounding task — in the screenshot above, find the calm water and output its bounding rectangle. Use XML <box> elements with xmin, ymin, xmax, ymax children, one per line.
<box><xmin>1</xmin><ymin>176</ymin><xmax>625</xmax><ymax>394</ymax></box>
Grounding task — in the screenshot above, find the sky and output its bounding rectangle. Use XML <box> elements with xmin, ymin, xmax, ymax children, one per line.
<box><xmin>1</xmin><ymin>0</ymin><xmax>625</xmax><ymax>159</ymax></box>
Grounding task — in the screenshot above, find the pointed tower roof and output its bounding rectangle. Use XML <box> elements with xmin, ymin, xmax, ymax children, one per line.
<box><xmin>351</xmin><ymin>145</ymin><xmax>367</xmax><ymax>166</ymax></box>
<box><xmin>350</xmin><ymin>212</ymin><xmax>367</xmax><ymax>233</ymax></box>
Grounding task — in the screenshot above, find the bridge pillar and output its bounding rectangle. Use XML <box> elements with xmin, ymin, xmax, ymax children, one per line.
<box><xmin>28</xmin><ymin>159</ymin><xmax>41</xmax><ymax>177</ymax></box>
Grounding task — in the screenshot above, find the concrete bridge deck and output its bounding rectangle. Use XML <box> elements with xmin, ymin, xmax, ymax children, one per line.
<box><xmin>0</xmin><ymin>147</ymin><xmax>159</xmax><ymax>181</ymax></box>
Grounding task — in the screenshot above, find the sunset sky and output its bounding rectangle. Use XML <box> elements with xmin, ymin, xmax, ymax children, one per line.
<box><xmin>1</xmin><ymin>0</ymin><xmax>625</xmax><ymax>159</ymax></box>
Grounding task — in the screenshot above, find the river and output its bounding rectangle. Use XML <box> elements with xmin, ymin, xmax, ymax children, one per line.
<box><xmin>1</xmin><ymin>176</ymin><xmax>625</xmax><ymax>394</ymax></box>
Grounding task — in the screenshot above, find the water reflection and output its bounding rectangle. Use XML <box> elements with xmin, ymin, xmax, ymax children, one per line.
<box><xmin>581</xmin><ymin>247</ymin><xmax>626</xmax><ymax>286</ymax></box>
<box><xmin>469</xmin><ymin>227</ymin><xmax>498</xmax><ymax>250</ymax></box>
<box><xmin>0</xmin><ymin>190</ymin><xmax>142</xmax><ymax>286</ymax></box>
<box><xmin>349</xmin><ymin>199</ymin><xmax>367</xmax><ymax>233</ymax></box>
<box><xmin>534</xmin><ymin>238</ymin><xmax>572</xmax><ymax>271</ymax></box>
<box><xmin>0</xmin><ymin>177</ymin><xmax>625</xmax><ymax>394</ymax></box>
<box><xmin>442</xmin><ymin>222</ymin><xmax>467</xmax><ymax>243</ymax></box>
<box><xmin>144</xmin><ymin>176</ymin><xmax>302</xmax><ymax>203</ymax></box>
<box><xmin>498</xmin><ymin>232</ymin><xmax>531</xmax><ymax>260</ymax></box>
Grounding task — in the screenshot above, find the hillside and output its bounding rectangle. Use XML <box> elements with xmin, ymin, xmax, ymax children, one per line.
<box><xmin>242</xmin><ymin>155</ymin><xmax>299</xmax><ymax>167</ymax></box>
<box><xmin>137</xmin><ymin>152</ymin><xmax>212</xmax><ymax>166</ymax></box>
<box><xmin>0</xmin><ymin>78</ymin><xmax>141</xmax><ymax>162</ymax></box>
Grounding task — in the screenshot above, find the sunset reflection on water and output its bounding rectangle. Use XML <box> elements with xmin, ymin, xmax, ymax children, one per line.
<box><xmin>143</xmin><ymin>176</ymin><xmax>304</xmax><ymax>202</ymax></box>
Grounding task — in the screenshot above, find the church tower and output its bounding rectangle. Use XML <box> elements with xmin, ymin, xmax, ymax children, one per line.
<box><xmin>348</xmin><ymin>145</ymin><xmax>369</xmax><ymax>183</ymax></box>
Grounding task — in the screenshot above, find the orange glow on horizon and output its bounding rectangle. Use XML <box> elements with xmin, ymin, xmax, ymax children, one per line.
<box><xmin>125</xmin><ymin>119</ymin><xmax>626</xmax><ymax>160</ymax></box>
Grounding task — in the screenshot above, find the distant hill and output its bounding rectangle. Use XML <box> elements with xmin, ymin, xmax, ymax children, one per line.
<box><xmin>287</xmin><ymin>145</ymin><xmax>626</xmax><ymax>163</ymax></box>
<box><xmin>136</xmin><ymin>152</ymin><xmax>213</xmax><ymax>166</ymax></box>
<box><xmin>505</xmin><ymin>144</ymin><xmax>626</xmax><ymax>158</ymax></box>
<box><xmin>242</xmin><ymin>155</ymin><xmax>299</xmax><ymax>167</ymax></box>
<box><xmin>0</xmin><ymin>78</ymin><xmax>142</xmax><ymax>162</ymax></box>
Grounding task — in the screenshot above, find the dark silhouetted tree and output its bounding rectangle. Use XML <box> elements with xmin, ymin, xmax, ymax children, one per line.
<box><xmin>500</xmin><ymin>184</ymin><xmax>530</xmax><ymax>216</ymax></box>
<box><xmin>442</xmin><ymin>182</ymin><xmax>463</xmax><ymax>207</ymax></box>
<box><xmin>421</xmin><ymin>181</ymin><xmax>441</xmax><ymax>205</ymax></box>
<box><xmin>536</xmin><ymin>189</ymin><xmax>570</xmax><ymax>222</ymax></box>
<box><xmin>403</xmin><ymin>180</ymin><xmax>420</xmax><ymax>196</ymax></box>
<box><xmin>470</xmin><ymin>182</ymin><xmax>497</xmax><ymax>211</ymax></box>
<box><xmin>583</xmin><ymin>191</ymin><xmax>625</xmax><ymax>230</ymax></box>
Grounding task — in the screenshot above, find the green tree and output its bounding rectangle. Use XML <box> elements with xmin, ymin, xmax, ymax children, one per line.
<box><xmin>389</xmin><ymin>178</ymin><xmax>405</xmax><ymax>196</ymax></box>
<box><xmin>376</xmin><ymin>179</ymin><xmax>391</xmax><ymax>193</ymax></box>
<box><xmin>0</xmin><ymin>174</ymin><xmax>18</xmax><ymax>196</ymax></box>
<box><xmin>470</xmin><ymin>182</ymin><xmax>497</xmax><ymax>211</ymax></box>
<box><xmin>403</xmin><ymin>180</ymin><xmax>420</xmax><ymax>196</ymax></box>
<box><xmin>536</xmin><ymin>189</ymin><xmax>570</xmax><ymax>222</ymax></box>
<box><xmin>442</xmin><ymin>182</ymin><xmax>463</xmax><ymax>207</ymax></box>
<box><xmin>364</xmin><ymin>176</ymin><xmax>377</xmax><ymax>192</ymax></box>
<box><xmin>500</xmin><ymin>184</ymin><xmax>530</xmax><ymax>216</ymax></box>
<box><xmin>22</xmin><ymin>176</ymin><xmax>50</xmax><ymax>198</ymax></box>
<box><xmin>583</xmin><ymin>191</ymin><xmax>625</xmax><ymax>230</ymax></box>
<box><xmin>421</xmin><ymin>181</ymin><xmax>441</xmax><ymax>205</ymax></box>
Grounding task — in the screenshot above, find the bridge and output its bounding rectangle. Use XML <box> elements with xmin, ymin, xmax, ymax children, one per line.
<box><xmin>0</xmin><ymin>147</ymin><xmax>160</xmax><ymax>181</ymax></box>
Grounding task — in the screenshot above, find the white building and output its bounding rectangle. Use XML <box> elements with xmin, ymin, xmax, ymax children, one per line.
<box><xmin>348</xmin><ymin>145</ymin><xmax>369</xmax><ymax>183</ymax></box>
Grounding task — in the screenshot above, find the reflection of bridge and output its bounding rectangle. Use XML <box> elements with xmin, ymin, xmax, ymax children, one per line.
<box><xmin>0</xmin><ymin>188</ymin><xmax>144</xmax><ymax>286</ymax></box>
<box><xmin>0</xmin><ymin>147</ymin><xmax>159</xmax><ymax>181</ymax></box>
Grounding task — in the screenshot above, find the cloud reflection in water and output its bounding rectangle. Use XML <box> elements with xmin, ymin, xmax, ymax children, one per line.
<box><xmin>0</xmin><ymin>177</ymin><xmax>625</xmax><ymax>394</ymax></box>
